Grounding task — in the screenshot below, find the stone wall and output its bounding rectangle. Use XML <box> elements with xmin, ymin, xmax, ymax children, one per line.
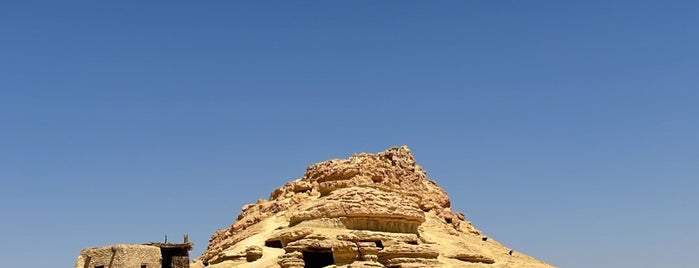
<box><xmin>74</xmin><ymin>244</ymin><xmax>161</xmax><ymax>268</ymax></box>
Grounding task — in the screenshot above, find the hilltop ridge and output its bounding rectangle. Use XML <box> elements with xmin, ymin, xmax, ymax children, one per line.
<box><xmin>195</xmin><ymin>146</ymin><xmax>554</xmax><ymax>268</ymax></box>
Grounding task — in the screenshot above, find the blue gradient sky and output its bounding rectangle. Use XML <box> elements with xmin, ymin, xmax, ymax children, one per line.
<box><xmin>1</xmin><ymin>1</ymin><xmax>698</xmax><ymax>267</ymax></box>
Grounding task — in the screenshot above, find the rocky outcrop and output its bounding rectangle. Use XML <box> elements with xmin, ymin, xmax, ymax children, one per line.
<box><xmin>194</xmin><ymin>146</ymin><xmax>554</xmax><ymax>268</ymax></box>
<box><xmin>447</xmin><ymin>253</ymin><xmax>496</xmax><ymax>264</ymax></box>
<box><xmin>289</xmin><ymin>187</ymin><xmax>425</xmax><ymax>234</ymax></box>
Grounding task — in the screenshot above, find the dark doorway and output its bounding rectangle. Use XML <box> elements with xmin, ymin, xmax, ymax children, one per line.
<box><xmin>145</xmin><ymin>241</ymin><xmax>192</xmax><ymax>268</ymax></box>
<box><xmin>302</xmin><ymin>249</ymin><xmax>334</xmax><ymax>268</ymax></box>
<box><xmin>161</xmin><ymin>247</ymin><xmax>190</xmax><ymax>268</ymax></box>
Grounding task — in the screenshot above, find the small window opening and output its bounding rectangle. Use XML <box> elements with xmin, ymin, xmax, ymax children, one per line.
<box><xmin>445</xmin><ymin>217</ymin><xmax>453</xmax><ymax>223</ymax></box>
<box><xmin>141</xmin><ymin>265</ymin><xmax>147</xmax><ymax>268</ymax></box>
<box><xmin>302</xmin><ymin>248</ymin><xmax>334</xmax><ymax>268</ymax></box>
<box><xmin>407</xmin><ymin>241</ymin><xmax>418</xmax><ymax>245</ymax></box>
<box><xmin>95</xmin><ymin>266</ymin><xmax>104</xmax><ymax>268</ymax></box>
<box><xmin>374</xmin><ymin>241</ymin><xmax>384</xmax><ymax>249</ymax></box>
<box><xmin>265</xmin><ymin>240</ymin><xmax>283</xmax><ymax>248</ymax></box>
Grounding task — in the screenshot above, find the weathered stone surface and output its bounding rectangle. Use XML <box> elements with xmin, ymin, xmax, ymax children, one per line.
<box><xmin>448</xmin><ymin>253</ymin><xmax>496</xmax><ymax>264</ymax></box>
<box><xmin>345</xmin><ymin>230</ymin><xmax>420</xmax><ymax>246</ymax></box>
<box><xmin>195</xmin><ymin>146</ymin><xmax>554</xmax><ymax>268</ymax></box>
<box><xmin>290</xmin><ymin>187</ymin><xmax>425</xmax><ymax>228</ymax></box>
<box><xmin>74</xmin><ymin>245</ymin><xmax>161</xmax><ymax>268</ymax></box>
<box><xmin>278</xmin><ymin>251</ymin><xmax>304</xmax><ymax>268</ymax></box>
<box><xmin>377</xmin><ymin>244</ymin><xmax>439</xmax><ymax>263</ymax></box>
<box><xmin>276</xmin><ymin>227</ymin><xmax>313</xmax><ymax>246</ymax></box>
<box><xmin>245</xmin><ymin>245</ymin><xmax>263</xmax><ymax>262</ymax></box>
<box><xmin>269</xmin><ymin>146</ymin><xmax>450</xmax><ymax>211</ymax></box>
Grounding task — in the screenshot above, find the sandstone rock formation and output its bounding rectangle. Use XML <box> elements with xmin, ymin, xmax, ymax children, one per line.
<box><xmin>194</xmin><ymin>146</ymin><xmax>554</xmax><ymax>268</ymax></box>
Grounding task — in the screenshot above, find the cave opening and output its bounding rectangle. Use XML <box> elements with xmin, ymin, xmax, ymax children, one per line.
<box><xmin>374</xmin><ymin>241</ymin><xmax>384</xmax><ymax>249</ymax></box>
<box><xmin>302</xmin><ymin>248</ymin><xmax>334</xmax><ymax>268</ymax></box>
<box><xmin>265</xmin><ymin>240</ymin><xmax>283</xmax><ymax>248</ymax></box>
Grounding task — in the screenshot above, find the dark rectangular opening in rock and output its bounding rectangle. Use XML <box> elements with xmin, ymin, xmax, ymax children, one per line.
<box><xmin>265</xmin><ymin>240</ymin><xmax>283</xmax><ymax>248</ymax></box>
<box><xmin>374</xmin><ymin>241</ymin><xmax>384</xmax><ymax>249</ymax></box>
<box><xmin>302</xmin><ymin>249</ymin><xmax>334</xmax><ymax>268</ymax></box>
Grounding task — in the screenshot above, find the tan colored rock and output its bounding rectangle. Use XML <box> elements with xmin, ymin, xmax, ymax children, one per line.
<box><xmin>377</xmin><ymin>244</ymin><xmax>440</xmax><ymax>267</ymax></box>
<box><xmin>275</xmin><ymin>227</ymin><xmax>313</xmax><ymax>246</ymax></box>
<box><xmin>290</xmin><ymin>187</ymin><xmax>425</xmax><ymax>226</ymax></box>
<box><xmin>447</xmin><ymin>253</ymin><xmax>496</xmax><ymax>264</ymax></box>
<box><xmin>195</xmin><ymin>146</ymin><xmax>555</xmax><ymax>268</ymax></box>
<box><xmin>245</xmin><ymin>245</ymin><xmax>263</xmax><ymax>262</ymax></box>
<box><xmin>268</xmin><ymin>146</ymin><xmax>450</xmax><ymax>211</ymax></box>
<box><xmin>278</xmin><ymin>251</ymin><xmax>304</xmax><ymax>268</ymax></box>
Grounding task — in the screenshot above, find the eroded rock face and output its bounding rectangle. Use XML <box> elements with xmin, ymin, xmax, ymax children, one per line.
<box><xmin>290</xmin><ymin>187</ymin><xmax>425</xmax><ymax>232</ymax></box>
<box><xmin>196</xmin><ymin>146</ymin><xmax>554</xmax><ymax>268</ymax></box>
<box><xmin>270</xmin><ymin>145</ymin><xmax>451</xmax><ymax>211</ymax></box>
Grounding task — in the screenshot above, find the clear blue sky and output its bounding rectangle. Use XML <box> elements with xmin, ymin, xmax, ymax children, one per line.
<box><xmin>1</xmin><ymin>1</ymin><xmax>697</xmax><ymax>267</ymax></box>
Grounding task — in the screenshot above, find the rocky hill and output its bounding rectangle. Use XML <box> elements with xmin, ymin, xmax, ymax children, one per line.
<box><xmin>193</xmin><ymin>146</ymin><xmax>554</xmax><ymax>268</ymax></box>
